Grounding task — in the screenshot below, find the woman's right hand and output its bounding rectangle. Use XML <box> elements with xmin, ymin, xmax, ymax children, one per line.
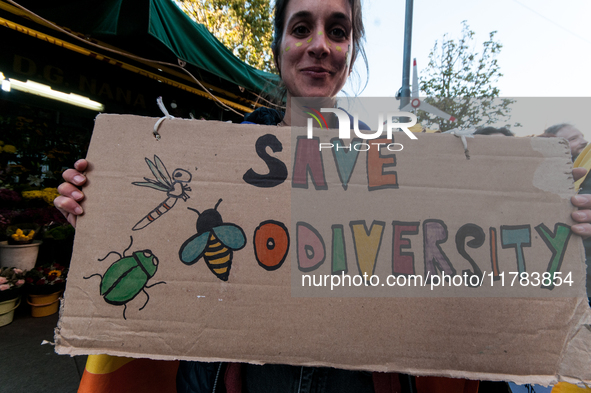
<box><xmin>54</xmin><ymin>159</ymin><xmax>88</xmax><ymax>228</ymax></box>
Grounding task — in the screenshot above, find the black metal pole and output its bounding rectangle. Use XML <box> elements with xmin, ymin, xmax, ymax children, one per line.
<box><xmin>400</xmin><ymin>0</ymin><xmax>413</xmax><ymax>111</ymax></box>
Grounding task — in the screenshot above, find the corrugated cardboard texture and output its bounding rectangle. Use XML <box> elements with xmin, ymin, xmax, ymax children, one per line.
<box><xmin>55</xmin><ymin>114</ymin><xmax>591</xmax><ymax>385</ymax></box>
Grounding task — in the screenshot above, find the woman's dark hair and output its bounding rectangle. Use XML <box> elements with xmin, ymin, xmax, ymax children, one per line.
<box><xmin>543</xmin><ymin>123</ymin><xmax>571</xmax><ymax>135</ymax></box>
<box><xmin>473</xmin><ymin>127</ymin><xmax>514</xmax><ymax>136</ymax></box>
<box><xmin>270</xmin><ymin>0</ymin><xmax>368</xmax><ymax>96</ymax></box>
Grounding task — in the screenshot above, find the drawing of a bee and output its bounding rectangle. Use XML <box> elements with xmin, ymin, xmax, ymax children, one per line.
<box><xmin>179</xmin><ymin>199</ymin><xmax>246</xmax><ymax>281</ymax></box>
<box><xmin>132</xmin><ymin>155</ymin><xmax>192</xmax><ymax>231</ymax></box>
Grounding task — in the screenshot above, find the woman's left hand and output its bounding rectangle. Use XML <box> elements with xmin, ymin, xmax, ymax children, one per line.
<box><xmin>571</xmin><ymin>168</ymin><xmax>591</xmax><ymax>238</ymax></box>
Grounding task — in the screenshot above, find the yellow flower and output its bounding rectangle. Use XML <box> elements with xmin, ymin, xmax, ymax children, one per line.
<box><xmin>2</xmin><ymin>145</ymin><xmax>16</xmax><ymax>154</ymax></box>
<box><xmin>48</xmin><ymin>270</ymin><xmax>61</xmax><ymax>277</ymax></box>
<box><xmin>22</xmin><ymin>190</ymin><xmax>43</xmax><ymax>200</ymax></box>
<box><xmin>21</xmin><ymin>188</ymin><xmax>60</xmax><ymax>205</ymax></box>
<box><xmin>42</xmin><ymin>188</ymin><xmax>60</xmax><ymax>205</ymax></box>
<box><xmin>11</xmin><ymin>228</ymin><xmax>34</xmax><ymax>241</ymax></box>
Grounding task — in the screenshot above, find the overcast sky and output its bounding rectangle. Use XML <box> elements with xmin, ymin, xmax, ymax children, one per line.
<box><xmin>345</xmin><ymin>0</ymin><xmax>591</xmax><ymax>138</ymax></box>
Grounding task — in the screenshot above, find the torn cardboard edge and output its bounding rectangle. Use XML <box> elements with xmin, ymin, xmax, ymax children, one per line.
<box><xmin>54</xmin><ymin>331</ymin><xmax>591</xmax><ymax>388</ymax></box>
<box><xmin>54</xmin><ymin>296</ymin><xmax>591</xmax><ymax>386</ymax></box>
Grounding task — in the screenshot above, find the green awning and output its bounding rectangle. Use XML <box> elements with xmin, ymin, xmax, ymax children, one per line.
<box><xmin>14</xmin><ymin>0</ymin><xmax>280</xmax><ymax>95</ymax></box>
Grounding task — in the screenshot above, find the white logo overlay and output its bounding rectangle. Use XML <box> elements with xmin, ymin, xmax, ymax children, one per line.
<box><xmin>306</xmin><ymin>109</ymin><xmax>417</xmax><ymax>151</ymax></box>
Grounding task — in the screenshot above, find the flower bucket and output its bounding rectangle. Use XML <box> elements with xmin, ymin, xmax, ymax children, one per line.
<box><xmin>0</xmin><ymin>296</ymin><xmax>21</xmax><ymax>327</ymax></box>
<box><xmin>0</xmin><ymin>241</ymin><xmax>42</xmax><ymax>271</ymax></box>
<box><xmin>27</xmin><ymin>290</ymin><xmax>62</xmax><ymax>317</ymax></box>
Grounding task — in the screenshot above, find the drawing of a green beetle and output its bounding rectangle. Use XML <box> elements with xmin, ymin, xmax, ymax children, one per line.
<box><xmin>85</xmin><ymin>236</ymin><xmax>166</xmax><ymax>320</ymax></box>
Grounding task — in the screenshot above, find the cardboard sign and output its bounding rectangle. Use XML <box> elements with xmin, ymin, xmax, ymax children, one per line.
<box><xmin>55</xmin><ymin>114</ymin><xmax>591</xmax><ymax>385</ymax></box>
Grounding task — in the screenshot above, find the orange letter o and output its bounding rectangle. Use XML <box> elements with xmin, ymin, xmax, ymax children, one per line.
<box><xmin>254</xmin><ymin>220</ymin><xmax>290</xmax><ymax>271</ymax></box>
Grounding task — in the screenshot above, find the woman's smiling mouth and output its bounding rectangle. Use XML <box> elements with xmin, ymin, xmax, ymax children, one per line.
<box><xmin>301</xmin><ymin>66</ymin><xmax>333</xmax><ymax>77</ymax></box>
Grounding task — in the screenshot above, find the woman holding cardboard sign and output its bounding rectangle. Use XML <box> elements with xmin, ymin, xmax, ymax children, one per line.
<box><xmin>55</xmin><ymin>0</ymin><xmax>591</xmax><ymax>392</ymax></box>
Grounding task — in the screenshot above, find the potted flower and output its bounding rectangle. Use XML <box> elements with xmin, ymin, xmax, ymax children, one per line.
<box><xmin>0</xmin><ymin>224</ymin><xmax>42</xmax><ymax>270</ymax></box>
<box><xmin>6</xmin><ymin>224</ymin><xmax>40</xmax><ymax>245</ymax></box>
<box><xmin>0</xmin><ymin>266</ymin><xmax>25</xmax><ymax>326</ymax></box>
<box><xmin>25</xmin><ymin>262</ymin><xmax>67</xmax><ymax>317</ymax></box>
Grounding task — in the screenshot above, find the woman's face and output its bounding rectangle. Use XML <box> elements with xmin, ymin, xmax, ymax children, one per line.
<box><xmin>277</xmin><ymin>0</ymin><xmax>353</xmax><ymax>99</ymax></box>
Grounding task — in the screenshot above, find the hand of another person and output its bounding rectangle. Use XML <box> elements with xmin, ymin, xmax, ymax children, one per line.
<box><xmin>571</xmin><ymin>167</ymin><xmax>591</xmax><ymax>238</ymax></box>
<box><xmin>54</xmin><ymin>159</ymin><xmax>88</xmax><ymax>228</ymax></box>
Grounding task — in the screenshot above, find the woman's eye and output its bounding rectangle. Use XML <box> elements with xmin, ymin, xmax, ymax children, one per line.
<box><xmin>330</xmin><ymin>28</ymin><xmax>347</xmax><ymax>39</ymax></box>
<box><xmin>293</xmin><ymin>26</ymin><xmax>309</xmax><ymax>36</ymax></box>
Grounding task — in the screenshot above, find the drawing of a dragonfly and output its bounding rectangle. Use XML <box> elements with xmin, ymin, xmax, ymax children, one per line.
<box><xmin>132</xmin><ymin>155</ymin><xmax>193</xmax><ymax>231</ymax></box>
